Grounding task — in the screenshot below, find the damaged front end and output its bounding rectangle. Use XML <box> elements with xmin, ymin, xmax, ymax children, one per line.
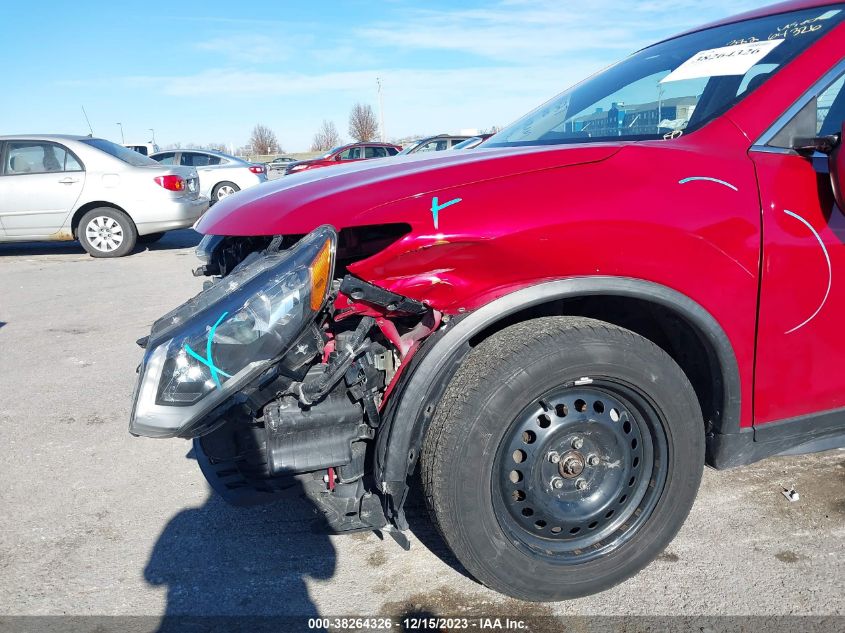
<box><xmin>130</xmin><ymin>225</ymin><xmax>441</xmax><ymax>539</ymax></box>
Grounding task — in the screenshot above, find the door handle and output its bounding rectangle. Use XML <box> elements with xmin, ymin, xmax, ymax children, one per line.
<box><xmin>58</xmin><ymin>177</ymin><xmax>79</xmax><ymax>184</ymax></box>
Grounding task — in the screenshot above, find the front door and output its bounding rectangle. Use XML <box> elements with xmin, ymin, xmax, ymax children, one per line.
<box><xmin>0</xmin><ymin>141</ymin><xmax>86</xmax><ymax>238</ymax></box>
<box><xmin>752</xmin><ymin>65</ymin><xmax>845</xmax><ymax>424</ymax></box>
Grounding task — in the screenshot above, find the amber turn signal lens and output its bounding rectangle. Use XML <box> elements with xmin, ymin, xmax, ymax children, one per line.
<box><xmin>309</xmin><ymin>239</ymin><xmax>333</xmax><ymax>311</ymax></box>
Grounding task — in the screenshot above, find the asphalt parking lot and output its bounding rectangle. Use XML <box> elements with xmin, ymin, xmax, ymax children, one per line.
<box><xmin>1</xmin><ymin>230</ymin><xmax>844</xmax><ymax>627</ymax></box>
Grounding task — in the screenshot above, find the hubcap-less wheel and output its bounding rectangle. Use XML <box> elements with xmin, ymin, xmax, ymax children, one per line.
<box><xmin>84</xmin><ymin>216</ymin><xmax>124</xmax><ymax>253</ymax></box>
<box><xmin>216</xmin><ymin>184</ymin><xmax>236</xmax><ymax>200</ymax></box>
<box><xmin>494</xmin><ymin>383</ymin><xmax>668</xmax><ymax>563</ymax></box>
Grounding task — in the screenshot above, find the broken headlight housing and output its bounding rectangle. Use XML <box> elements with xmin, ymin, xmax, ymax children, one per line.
<box><xmin>129</xmin><ymin>225</ymin><xmax>336</xmax><ymax>438</ymax></box>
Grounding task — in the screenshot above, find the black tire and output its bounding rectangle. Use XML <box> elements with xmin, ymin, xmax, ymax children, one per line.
<box><xmin>138</xmin><ymin>232</ymin><xmax>165</xmax><ymax>244</ymax></box>
<box><xmin>421</xmin><ymin>316</ymin><xmax>704</xmax><ymax>601</ymax></box>
<box><xmin>211</xmin><ymin>181</ymin><xmax>240</xmax><ymax>204</ymax></box>
<box><xmin>77</xmin><ymin>207</ymin><xmax>137</xmax><ymax>258</ymax></box>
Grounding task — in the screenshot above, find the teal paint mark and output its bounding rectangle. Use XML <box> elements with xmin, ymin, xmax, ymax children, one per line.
<box><xmin>185</xmin><ymin>311</ymin><xmax>232</xmax><ymax>389</ymax></box>
<box><xmin>431</xmin><ymin>196</ymin><xmax>462</xmax><ymax>229</ymax></box>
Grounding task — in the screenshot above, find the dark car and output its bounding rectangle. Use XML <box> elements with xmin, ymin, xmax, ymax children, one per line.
<box><xmin>266</xmin><ymin>156</ymin><xmax>297</xmax><ymax>170</ymax></box>
<box><xmin>130</xmin><ymin>1</ymin><xmax>845</xmax><ymax>602</ymax></box>
<box><xmin>284</xmin><ymin>142</ymin><xmax>401</xmax><ymax>175</ymax></box>
<box><xmin>398</xmin><ymin>134</ymin><xmax>470</xmax><ymax>154</ymax></box>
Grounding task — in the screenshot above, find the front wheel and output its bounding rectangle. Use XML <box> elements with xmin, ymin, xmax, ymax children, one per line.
<box><xmin>78</xmin><ymin>207</ymin><xmax>137</xmax><ymax>257</ymax></box>
<box><xmin>421</xmin><ymin>316</ymin><xmax>704</xmax><ymax>601</ymax></box>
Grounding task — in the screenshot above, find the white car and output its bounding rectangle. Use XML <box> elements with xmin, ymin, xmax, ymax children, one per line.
<box><xmin>150</xmin><ymin>149</ymin><xmax>267</xmax><ymax>204</ymax></box>
<box><xmin>0</xmin><ymin>135</ymin><xmax>209</xmax><ymax>257</ymax></box>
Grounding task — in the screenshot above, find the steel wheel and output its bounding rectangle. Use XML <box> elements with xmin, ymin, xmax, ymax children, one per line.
<box><xmin>421</xmin><ymin>317</ymin><xmax>704</xmax><ymax>600</ymax></box>
<box><xmin>493</xmin><ymin>382</ymin><xmax>668</xmax><ymax>563</ymax></box>
<box><xmin>85</xmin><ymin>215</ymin><xmax>125</xmax><ymax>253</ymax></box>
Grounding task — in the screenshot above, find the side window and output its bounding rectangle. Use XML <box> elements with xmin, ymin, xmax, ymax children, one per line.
<box><xmin>64</xmin><ymin>149</ymin><xmax>83</xmax><ymax>171</ymax></box>
<box><xmin>818</xmin><ymin>75</ymin><xmax>845</xmax><ymax>135</ymax></box>
<box><xmin>364</xmin><ymin>146</ymin><xmax>387</xmax><ymax>158</ymax></box>
<box><xmin>339</xmin><ymin>147</ymin><xmax>362</xmax><ymax>160</ymax></box>
<box><xmin>6</xmin><ymin>142</ymin><xmax>81</xmax><ymax>174</ymax></box>
<box><xmin>156</xmin><ymin>152</ymin><xmax>176</xmax><ymax>165</ymax></box>
<box><xmin>416</xmin><ymin>141</ymin><xmax>438</xmax><ymax>153</ymax></box>
<box><xmin>179</xmin><ymin>152</ymin><xmax>196</xmax><ymax>166</ymax></box>
<box><xmin>187</xmin><ymin>153</ymin><xmax>221</xmax><ymax>167</ymax></box>
<box><xmin>385</xmin><ymin>146</ymin><xmax>399</xmax><ymax>156</ymax></box>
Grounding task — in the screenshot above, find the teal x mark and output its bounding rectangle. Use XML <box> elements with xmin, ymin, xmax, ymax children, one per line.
<box><xmin>184</xmin><ymin>311</ymin><xmax>232</xmax><ymax>389</ymax></box>
<box><xmin>431</xmin><ymin>196</ymin><xmax>462</xmax><ymax>230</ymax></box>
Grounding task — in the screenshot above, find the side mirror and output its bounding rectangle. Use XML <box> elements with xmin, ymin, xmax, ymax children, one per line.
<box><xmin>831</xmin><ymin>124</ymin><xmax>844</xmax><ymax>211</ymax></box>
<box><xmin>334</xmin><ymin>154</ymin><xmax>343</xmax><ymax>161</ymax></box>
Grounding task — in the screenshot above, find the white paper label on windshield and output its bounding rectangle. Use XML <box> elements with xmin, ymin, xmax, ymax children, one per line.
<box><xmin>661</xmin><ymin>39</ymin><xmax>783</xmax><ymax>83</ymax></box>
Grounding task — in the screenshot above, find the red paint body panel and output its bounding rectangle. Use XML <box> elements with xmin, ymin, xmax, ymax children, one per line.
<box><xmin>751</xmin><ymin>151</ymin><xmax>844</xmax><ymax>423</ymax></box>
<box><xmin>195</xmin><ymin>6</ymin><xmax>845</xmax><ymax>433</ymax></box>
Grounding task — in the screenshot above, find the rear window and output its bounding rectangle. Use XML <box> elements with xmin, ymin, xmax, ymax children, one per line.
<box><xmin>81</xmin><ymin>138</ymin><xmax>157</xmax><ymax>166</ymax></box>
<box><xmin>488</xmin><ymin>6</ymin><xmax>845</xmax><ymax>147</ymax></box>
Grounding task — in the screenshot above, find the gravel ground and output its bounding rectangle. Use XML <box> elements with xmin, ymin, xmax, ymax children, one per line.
<box><xmin>0</xmin><ymin>230</ymin><xmax>843</xmax><ymax>630</ymax></box>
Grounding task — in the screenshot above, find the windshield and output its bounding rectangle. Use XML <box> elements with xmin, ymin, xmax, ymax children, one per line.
<box><xmin>320</xmin><ymin>146</ymin><xmax>344</xmax><ymax>159</ymax></box>
<box><xmin>398</xmin><ymin>139</ymin><xmax>425</xmax><ymax>155</ymax></box>
<box><xmin>81</xmin><ymin>138</ymin><xmax>158</xmax><ymax>166</ymax></box>
<box><xmin>452</xmin><ymin>136</ymin><xmax>483</xmax><ymax>150</ymax></box>
<box><xmin>487</xmin><ymin>6</ymin><xmax>844</xmax><ymax>148</ymax></box>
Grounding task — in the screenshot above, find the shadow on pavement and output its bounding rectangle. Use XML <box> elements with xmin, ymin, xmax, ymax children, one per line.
<box><xmin>0</xmin><ymin>229</ymin><xmax>201</xmax><ymax>257</ymax></box>
<box><xmin>145</xmin><ymin>451</ymin><xmax>336</xmax><ymax>632</ymax></box>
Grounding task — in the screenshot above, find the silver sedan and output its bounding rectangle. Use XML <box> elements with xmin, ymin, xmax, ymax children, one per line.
<box><xmin>150</xmin><ymin>149</ymin><xmax>267</xmax><ymax>204</ymax></box>
<box><xmin>0</xmin><ymin>135</ymin><xmax>209</xmax><ymax>257</ymax></box>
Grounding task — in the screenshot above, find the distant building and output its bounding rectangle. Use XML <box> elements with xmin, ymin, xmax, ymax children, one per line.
<box><xmin>567</xmin><ymin>97</ymin><xmax>698</xmax><ymax>137</ymax></box>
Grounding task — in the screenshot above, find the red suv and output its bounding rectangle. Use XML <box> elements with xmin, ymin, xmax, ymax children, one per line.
<box><xmin>130</xmin><ymin>1</ymin><xmax>845</xmax><ymax>601</ymax></box>
<box><xmin>284</xmin><ymin>142</ymin><xmax>401</xmax><ymax>175</ymax></box>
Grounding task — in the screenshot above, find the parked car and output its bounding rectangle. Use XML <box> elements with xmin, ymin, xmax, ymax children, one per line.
<box><xmin>0</xmin><ymin>135</ymin><xmax>207</xmax><ymax>257</ymax></box>
<box><xmin>398</xmin><ymin>134</ymin><xmax>470</xmax><ymax>154</ymax></box>
<box><xmin>451</xmin><ymin>133</ymin><xmax>494</xmax><ymax>150</ymax></box>
<box><xmin>130</xmin><ymin>1</ymin><xmax>845</xmax><ymax>601</ymax></box>
<box><xmin>124</xmin><ymin>142</ymin><xmax>160</xmax><ymax>157</ymax></box>
<box><xmin>266</xmin><ymin>156</ymin><xmax>297</xmax><ymax>170</ymax></box>
<box><xmin>150</xmin><ymin>149</ymin><xmax>266</xmax><ymax>204</ymax></box>
<box><xmin>284</xmin><ymin>142</ymin><xmax>401</xmax><ymax>175</ymax></box>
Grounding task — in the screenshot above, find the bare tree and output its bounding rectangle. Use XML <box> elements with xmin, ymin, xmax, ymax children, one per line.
<box><xmin>311</xmin><ymin>120</ymin><xmax>342</xmax><ymax>152</ymax></box>
<box><xmin>348</xmin><ymin>103</ymin><xmax>378</xmax><ymax>142</ymax></box>
<box><xmin>250</xmin><ymin>124</ymin><xmax>280</xmax><ymax>154</ymax></box>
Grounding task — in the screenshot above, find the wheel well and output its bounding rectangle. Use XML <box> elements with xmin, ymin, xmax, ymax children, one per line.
<box><xmin>71</xmin><ymin>202</ymin><xmax>131</xmax><ymax>238</ymax></box>
<box><xmin>467</xmin><ymin>295</ymin><xmax>724</xmax><ymax>436</ymax></box>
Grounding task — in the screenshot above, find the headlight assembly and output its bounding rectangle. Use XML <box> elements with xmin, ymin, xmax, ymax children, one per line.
<box><xmin>130</xmin><ymin>225</ymin><xmax>336</xmax><ymax>439</ymax></box>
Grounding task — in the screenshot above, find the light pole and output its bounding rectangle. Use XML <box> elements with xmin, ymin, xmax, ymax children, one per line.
<box><xmin>148</xmin><ymin>128</ymin><xmax>156</xmax><ymax>144</ymax></box>
<box><xmin>116</xmin><ymin>122</ymin><xmax>124</xmax><ymax>144</ymax></box>
<box><xmin>377</xmin><ymin>77</ymin><xmax>385</xmax><ymax>142</ymax></box>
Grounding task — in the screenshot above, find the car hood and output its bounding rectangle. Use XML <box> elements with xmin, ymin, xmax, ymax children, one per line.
<box><xmin>195</xmin><ymin>143</ymin><xmax>623</xmax><ymax>237</ymax></box>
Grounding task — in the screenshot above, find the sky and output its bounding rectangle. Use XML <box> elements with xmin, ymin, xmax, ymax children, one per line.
<box><xmin>1</xmin><ymin>0</ymin><xmax>767</xmax><ymax>152</ymax></box>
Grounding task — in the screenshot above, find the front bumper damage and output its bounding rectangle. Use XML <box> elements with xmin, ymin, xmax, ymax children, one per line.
<box><xmin>130</xmin><ymin>225</ymin><xmax>441</xmax><ymax>538</ymax></box>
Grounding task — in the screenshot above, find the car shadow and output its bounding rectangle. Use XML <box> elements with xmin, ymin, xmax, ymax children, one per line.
<box><xmin>142</xmin><ymin>229</ymin><xmax>202</xmax><ymax>252</ymax></box>
<box><xmin>145</xmin><ymin>449</ymin><xmax>337</xmax><ymax>632</ymax></box>
<box><xmin>0</xmin><ymin>229</ymin><xmax>201</xmax><ymax>257</ymax></box>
